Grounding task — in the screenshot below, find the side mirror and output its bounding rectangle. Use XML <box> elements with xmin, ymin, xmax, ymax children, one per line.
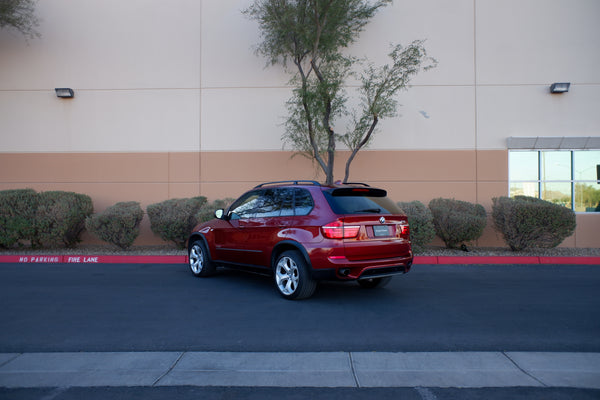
<box><xmin>214</xmin><ymin>209</ymin><xmax>224</xmax><ymax>219</ymax></box>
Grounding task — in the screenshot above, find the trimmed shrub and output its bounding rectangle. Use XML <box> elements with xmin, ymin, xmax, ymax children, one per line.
<box><xmin>492</xmin><ymin>196</ymin><xmax>576</xmax><ymax>251</ymax></box>
<box><xmin>33</xmin><ymin>191</ymin><xmax>94</xmax><ymax>248</ymax></box>
<box><xmin>197</xmin><ymin>198</ymin><xmax>236</xmax><ymax>223</ymax></box>
<box><xmin>86</xmin><ymin>202</ymin><xmax>144</xmax><ymax>250</ymax></box>
<box><xmin>147</xmin><ymin>196</ymin><xmax>207</xmax><ymax>248</ymax></box>
<box><xmin>429</xmin><ymin>198</ymin><xmax>487</xmax><ymax>249</ymax></box>
<box><xmin>0</xmin><ymin>189</ymin><xmax>38</xmax><ymax>248</ymax></box>
<box><xmin>397</xmin><ymin>200</ymin><xmax>435</xmax><ymax>253</ymax></box>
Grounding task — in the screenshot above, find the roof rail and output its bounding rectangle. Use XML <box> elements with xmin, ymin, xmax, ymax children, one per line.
<box><xmin>254</xmin><ymin>180</ymin><xmax>321</xmax><ymax>188</ymax></box>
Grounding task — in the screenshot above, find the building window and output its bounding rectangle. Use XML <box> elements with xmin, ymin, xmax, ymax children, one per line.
<box><xmin>509</xmin><ymin>150</ymin><xmax>600</xmax><ymax>212</ymax></box>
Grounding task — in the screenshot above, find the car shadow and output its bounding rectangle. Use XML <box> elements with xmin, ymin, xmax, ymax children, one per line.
<box><xmin>193</xmin><ymin>266</ymin><xmax>407</xmax><ymax>302</ymax></box>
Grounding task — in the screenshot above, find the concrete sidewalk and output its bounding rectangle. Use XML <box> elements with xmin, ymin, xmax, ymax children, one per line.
<box><xmin>1</xmin><ymin>352</ymin><xmax>599</xmax><ymax>389</ymax></box>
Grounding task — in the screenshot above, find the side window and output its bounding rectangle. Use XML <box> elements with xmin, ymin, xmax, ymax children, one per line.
<box><xmin>279</xmin><ymin>188</ymin><xmax>295</xmax><ymax>217</ymax></box>
<box><xmin>229</xmin><ymin>191</ymin><xmax>261</xmax><ymax>219</ymax></box>
<box><xmin>229</xmin><ymin>188</ymin><xmax>314</xmax><ymax>219</ymax></box>
<box><xmin>229</xmin><ymin>190</ymin><xmax>282</xmax><ymax>219</ymax></box>
<box><xmin>253</xmin><ymin>189</ymin><xmax>282</xmax><ymax>217</ymax></box>
<box><xmin>294</xmin><ymin>188</ymin><xmax>314</xmax><ymax>216</ymax></box>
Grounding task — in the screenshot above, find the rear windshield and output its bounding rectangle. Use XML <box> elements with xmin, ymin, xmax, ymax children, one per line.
<box><xmin>323</xmin><ymin>188</ymin><xmax>402</xmax><ymax>215</ymax></box>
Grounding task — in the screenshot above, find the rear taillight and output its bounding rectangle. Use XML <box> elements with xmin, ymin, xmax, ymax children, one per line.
<box><xmin>397</xmin><ymin>223</ymin><xmax>410</xmax><ymax>240</ymax></box>
<box><xmin>322</xmin><ymin>221</ymin><xmax>360</xmax><ymax>239</ymax></box>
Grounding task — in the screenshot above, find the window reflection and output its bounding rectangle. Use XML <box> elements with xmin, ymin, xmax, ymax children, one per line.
<box><xmin>294</xmin><ymin>188</ymin><xmax>314</xmax><ymax>216</ymax></box>
<box><xmin>510</xmin><ymin>182</ymin><xmax>539</xmax><ymax>198</ymax></box>
<box><xmin>574</xmin><ymin>151</ymin><xmax>600</xmax><ymax>212</ymax></box>
<box><xmin>541</xmin><ymin>151</ymin><xmax>571</xmax><ymax>181</ymax></box>
<box><xmin>575</xmin><ymin>182</ymin><xmax>600</xmax><ymax>212</ymax></box>
<box><xmin>509</xmin><ymin>152</ymin><xmax>538</xmax><ymax>181</ymax></box>
<box><xmin>541</xmin><ymin>182</ymin><xmax>571</xmax><ymax>208</ymax></box>
<box><xmin>575</xmin><ymin>151</ymin><xmax>600</xmax><ymax>181</ymax></box>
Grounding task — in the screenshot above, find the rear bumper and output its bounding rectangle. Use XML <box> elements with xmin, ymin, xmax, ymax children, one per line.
<box><xmin>357</xmin><ymin>263</ymin><xmax>412</xmax><ymax>280</ymax></box>
<box><xmin>310</xmin><ymin>255</ymin><xmax>413</xmax><ymax>281</ymax></box>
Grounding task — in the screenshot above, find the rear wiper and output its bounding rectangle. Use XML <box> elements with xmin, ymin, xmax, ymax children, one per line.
<box><xmin>354</xmin><ymin>208</ymin><xmax>381</xmax><ymax>213</ymax></box>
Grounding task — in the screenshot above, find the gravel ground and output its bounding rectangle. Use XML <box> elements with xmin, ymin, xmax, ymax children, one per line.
<box><xmin>1</xmin><ymin>244</ymin><xmax>599</xmax><ymax>257</ymax></box>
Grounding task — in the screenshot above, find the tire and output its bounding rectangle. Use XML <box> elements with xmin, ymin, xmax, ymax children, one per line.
<box><xmin>357</xmin><ymin>276</ymin><xmax>392</xmax><ymax>289</ymax></box>
<box><xmin>274</xmin><ymin>250</ymin><xmax>317</xmax><ymax>300</ymax></box>
<box><xmin>188</xmin><ymin>239</ymin><xmax>216</xmax><ymax>277</ymax></box>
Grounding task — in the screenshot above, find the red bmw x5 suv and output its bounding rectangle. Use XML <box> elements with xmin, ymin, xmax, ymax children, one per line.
<box><xmin>187</xmin><ymin>181</ymin><xmax>413</xmax><ymax>299</ymax></box>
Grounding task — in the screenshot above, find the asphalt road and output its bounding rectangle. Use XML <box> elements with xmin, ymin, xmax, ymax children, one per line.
<box><xmin>1</xmin><ymin>262</ymin><xmax>599</xmax><ymax>353</ymax></box>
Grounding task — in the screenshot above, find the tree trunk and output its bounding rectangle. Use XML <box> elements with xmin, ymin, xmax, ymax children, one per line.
<box><xmin>343</xmin><ymin>115</ymin><xmax>378</xmax><ymax>183</ymax></box>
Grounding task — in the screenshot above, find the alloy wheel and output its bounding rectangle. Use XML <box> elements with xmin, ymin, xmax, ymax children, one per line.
<box><xmin>189</xmin><ymin>244</ymin><xmax>204</xmax><ymax>275</ymax></box>
<box><xmin>275</xmin><ymin>256</ymin><xmax>299</xmax><ymax>295</ymax></box>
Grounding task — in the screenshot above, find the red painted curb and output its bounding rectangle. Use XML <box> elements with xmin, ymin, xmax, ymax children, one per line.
<box><xmin>0</xmin><ymin>255</ymin><xmax>63</xmax><ymax>264</ymax></box>
<box><xmin>413</xmin><ymin>256</ymin><xmax>438</xmax><ymax>264</ymax></box>
<box><xmin>538</xmin><ymin>256</ymin><xmax>600</xmax><ymax>265</ymax></box>
<box><xmin>0</xmin><ymin>255</ymin><xmax>188</xmax><ymax>264</ymax></box>
<box><xmin>413</xmin><ymin>256</ymin><xmax>600</xmax><ymax>265</ymax></box>
<box><xmin>436</xmin><ymin>256</ymin><xmax>541</xmax><ymax>265</ymax></box>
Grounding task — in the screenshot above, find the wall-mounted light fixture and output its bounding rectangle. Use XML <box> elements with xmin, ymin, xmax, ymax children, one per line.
<box><xmin>549</xmin><ymin>82</ymin><xmax>570</xmax><ymax>94</ymax></box>
<box><xmin>55</xmin><ymin>88</ymin><xmax>74</xmax><ymax>98</ymax></box>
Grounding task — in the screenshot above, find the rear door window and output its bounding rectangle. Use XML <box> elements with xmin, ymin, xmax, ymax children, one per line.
<box><xmin>279</xmin><ymin>188</ymin><xmax>295</xmax><ymax>216</ymax></box>
<box><xmin>324</xmin><ymin>188</ymin><xmax>402</xmax><ymax>215</ymax></box>
<box><xmin>278</xmin><ymin>188</ymin><xmax>314</xmax><ymax>216</ymax></box>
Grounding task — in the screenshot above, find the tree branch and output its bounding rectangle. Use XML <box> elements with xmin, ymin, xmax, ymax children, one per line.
<box><xmin>343</xmin><ymin>115</ymin><xmax>378</xmax><ymax>183</ymax></box>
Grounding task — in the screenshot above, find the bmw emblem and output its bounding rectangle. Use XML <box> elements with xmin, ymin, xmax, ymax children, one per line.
<box><xmin>379</xmin><ymin>217</ymin><xmax>386</xmax><ymax>224</ymax></box>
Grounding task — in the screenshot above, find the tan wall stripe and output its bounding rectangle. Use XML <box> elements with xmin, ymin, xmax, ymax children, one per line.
<box><xmin>1</xmin><ymin>150</ymin><xmax>597</xmax><ymax>248</ymax></box>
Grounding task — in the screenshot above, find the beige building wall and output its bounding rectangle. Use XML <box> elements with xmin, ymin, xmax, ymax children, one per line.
<box><xmin>1</xmin><ymin>0</ymin><xmax>599</xmax><ymax>247</ymax></box>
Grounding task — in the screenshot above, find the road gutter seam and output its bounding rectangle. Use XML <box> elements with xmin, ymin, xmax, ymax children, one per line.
<box><xmin>348</xmin><ymin>352</ymin><xmax>361</xmax><ymax>388</ymax></box>
<box><xmin>0</xmin><ymin>353</ymin><xmax>21</xmax><ymax>369</ymax></box>
<box><xmin>502</xmin><ymin>351</ymin><xmax>548</xmax><ymax>387</ymax></box>
<box><xmin>152</xmin><ymin>351</ymin><xmax>185</xmax><ymax>387</ymax></box>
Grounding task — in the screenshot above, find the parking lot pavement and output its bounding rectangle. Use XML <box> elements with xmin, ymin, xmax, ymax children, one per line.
<box><xmin>1</xmin><ymin>351</ymin><xmax>599</xmax><ymax>389</ymax></box>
